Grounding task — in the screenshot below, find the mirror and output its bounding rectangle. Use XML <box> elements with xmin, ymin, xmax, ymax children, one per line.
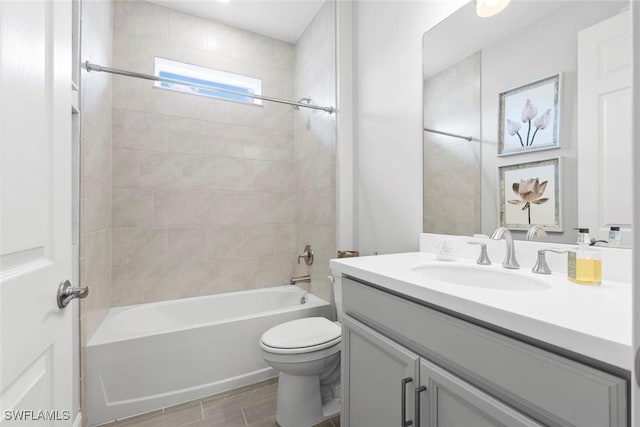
<box><xmin>423</xmin><ymin>1</ymin><xmax>632</xmax><ymax>245</ymax></box>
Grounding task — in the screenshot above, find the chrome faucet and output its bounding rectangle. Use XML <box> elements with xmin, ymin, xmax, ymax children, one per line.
<box><xmin>526</xmin><ymin>225</ymin><xmax>547</xmax><ymax>241</ymax></box>
<box><xmin>491</xmin><ymin>227</ymin><xmax>520</xmax><ymax>269</ymax></box>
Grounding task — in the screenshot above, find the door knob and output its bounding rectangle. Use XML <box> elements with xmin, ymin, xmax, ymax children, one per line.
<box><xmin>57</xmin><ymin>280</ymin><xmax>89</xmax><ymax>309</ymax></box>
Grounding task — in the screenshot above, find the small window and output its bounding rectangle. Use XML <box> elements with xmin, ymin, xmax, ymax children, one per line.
<box><xmin>154</xmin><ymin>57</ymin><xmax>262</xmax><ymax>105</ymax></box>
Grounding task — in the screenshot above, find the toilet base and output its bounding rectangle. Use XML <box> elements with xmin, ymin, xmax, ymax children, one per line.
<box><xmin>275</xmin><ymin>373</ymin><xmax>340</xmax><ymax>427</ymax></box>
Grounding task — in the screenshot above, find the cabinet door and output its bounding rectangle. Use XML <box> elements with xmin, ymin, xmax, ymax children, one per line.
<box><xmin>342</xmin><ymin>315</ymin><xmax>420</xmax><ymax>427</ymax></box>
<box><xmin>417</xmin><ymin>359</ymin><xmax>543</xmax><ymax>427</ymax></box>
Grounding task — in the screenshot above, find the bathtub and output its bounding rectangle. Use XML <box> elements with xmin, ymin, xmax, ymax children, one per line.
<box><xmin>86</xmin><ymin>285</ymin><xmax>332</xmax><ymax>426</ymax></box>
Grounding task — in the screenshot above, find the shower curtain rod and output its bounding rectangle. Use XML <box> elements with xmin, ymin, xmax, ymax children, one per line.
<box><xmin>84</xmin><ymin>61</ymin><xmax>335</xmax><ymax>114</ymax></box>
<box><xmin>424</xmin><ymin>127</ymin><xmax>473</xmax><ymax>142</ymax></box>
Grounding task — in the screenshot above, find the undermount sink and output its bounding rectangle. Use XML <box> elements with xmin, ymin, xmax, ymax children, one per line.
<box><xmin>411</xmin><ymin>264</ymin><xmax>551</xmax><ymax>291</ymax></box>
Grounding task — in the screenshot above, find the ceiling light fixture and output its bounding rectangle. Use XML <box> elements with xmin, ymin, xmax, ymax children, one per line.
<box><xmin>476</xmin><ymin>0</ymin><xmax>511</xmax><ymax>17</ymax></box>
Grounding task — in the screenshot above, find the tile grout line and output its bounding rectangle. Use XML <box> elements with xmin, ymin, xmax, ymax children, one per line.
<box><xmin>240</xmin><ymin>407</ymin><xmax>249</xmax><ymax>426</ymax></box>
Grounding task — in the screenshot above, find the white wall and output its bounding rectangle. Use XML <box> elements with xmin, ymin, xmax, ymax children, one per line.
<box><xmin>350</xmin><ymin>0</ymin><xmax>466</xmax><ymax>255</ymax></box>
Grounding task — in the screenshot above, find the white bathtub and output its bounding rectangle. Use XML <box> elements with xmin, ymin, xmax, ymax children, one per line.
<box><xmin>86</xmin><ymin>285</ymin><xmax>332</xmax><ymax>426</ymax></box>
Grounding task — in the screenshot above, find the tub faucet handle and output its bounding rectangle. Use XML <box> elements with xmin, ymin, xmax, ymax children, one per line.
<box><xmin>297</xmin><ymin>245</ymin><xmax>314</xmax><ymax>265</ymax></box>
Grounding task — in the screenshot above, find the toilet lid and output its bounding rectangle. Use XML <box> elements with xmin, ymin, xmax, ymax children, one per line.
<box><xmin>261</xmin><ymin>317</ymin><xmax>341</xmax><ymax>352</ymax></box>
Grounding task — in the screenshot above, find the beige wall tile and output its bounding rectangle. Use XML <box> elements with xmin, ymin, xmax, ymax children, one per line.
<box><xmin>260</xmin><ymin>193</ymin><xmax>294</xmax><ymax>224</ymax></box>
<box><xmin>138</xmin><ymin>264</ymin><xmax>183</xmax><ymax>303</ymax></box>
<box><xmin>182</xmin><ymin>47</ymin><xmax>234</xmax><ymax>72</ymax></box>
<box><xmin>153</xmin><ymin>88</ymin><xmax>197</xmax><ymax>118</ymax></box>
<box><xmin>215</xmin><ymin>157</ymin><xmax>254</xmax><ymax>191</ymax></box>
<box><xmin>120</xmin><ymin>227</ymin><xmax>168</xmax><ymax>266</ymax></box>
<box><xmin>181</xmin><ymin>156</ymin><xmax>218</xmax><ymax>190</ymax></box>
<box><xmin>112</xmin><ymin>75</ymin><xmax>155</xmax><ymax>113</ymax></box>
<box><xmin>81</xmin><ymin>179</ymin><xmax>110</xmax><ymax>234</ymax></box>
<box><xmin>242</xmin><ymin>32</ymin><xmax>274</xmax><ymax>66</ymax></box>
<box><xmin>112</xmin><ymin>188</ymin><xmax>154</xmax><ymax>227</ymax></box>
<box><xmin>180</xmin><ymin>262</ymin><xmax>219</xmax><ymax>297</ymax></box>
<box><xmin>109</xmin><ymin>1</ymin><xmax>335</xmax><ymax>308</ymax></box>
<box><xmin>193</xmin><ymin>192</ymin><xmax>220</xmax><ymax>226</ymax></box>
<box><xmin>206</xmin><ymin>122</ymin><xmax>245</xmax><ymax>158</ymax></box>
<box><xmin>112</xmin><ymin>148</ymin><xmax>139</xmax><ymax>188</ymax></box>
<box><xmin>82</xmin><ymin>229</ymin><xmax>110</xmax><ymax>287</ymax></box>
<box><xmin>216</xmin><ymin>192</ymin><xmax>261</xmax><ymax>227</ymax></box>
<box><xmin>219</xmin><ymin>259</ymin><xmax>253</xmax><ymax>290</ymax></box>
<box><xmin>229</xmin><ymin>103</ymin><xmax>264</xmax><ymax>127</ymax></box>
<box><xmin>111</xmin><ymin>266</ymin><xmax>140</xmax><ymax>306</ymax></box>
<box><xmin>273</xmin><ymin>40</ymin><xmax>294</xmax><ymax>70</ymax></box>
<box><xmin>207</xmin><ymin>21</ymin><xmax>244</xmax><ymax>58</ymax></box>
<box><xmin>112</xmin><ymin>108</ymin><xmax>124</xmax><ymax>148</ymax></box>
<box><xmin>111</xmin><ymin>228</ymin><xmax>123</xmax><ymax>268</ymax></box>
<box><xmin>263</xmin><ymin>102</ymin><xmax>293</xmax><ymax>131</ymax></box>
<box><xmin>123</xmin><ymin>110</ymin><xmax>168</xmax><ymax>152</ymax></box>
<box><xmin>293</xmin><ymin>1</ymin><xmax>337</xmax><ymax>303</ymax></box>
<box><xmin>168</xmin><ymin>10</ymin><xmax>208</xmax><ymax>51</ymax></box>
<box><xmin>206</xmin><ymin>226</ymin><xmax>243</xmax><ymax>260</ymax></box>
<box><xmin>121</xmin><ymin>0</ymin><xmax>168</xmax><ymax>39</ymax></box>
<box><xmin>168</xmin><ymin>117</ymin><xmax>209</xmax><ymax>155</ymax></box>
<box><xmin>253</xmin><ymin>161</ymin><xmax>294</xmax><ymax>193</ymax></box>
<box><xmin>251</xmin><ymin>256</ymin><xmax>293</xmax><ymax>288</ymax></box>
<box><xmin>139</xmin><ymin>36</ymin><xmax>183</xmax><ymax>74</ymax></box>
<box><xmin>241</xmin><ymin>225</ymin><xmax>275</xmax><ymax>257</ymax></box>
<box><xmin>242</xmin><ymin>127</ymin><xmax>272</xmax><ymax>160</ymax></box>
<box><xmin>295</xmin><ymin>151</ymin><xmax>333</xmax><ymax>192</ymax></box>
<box><xmin>272</xmin><ymin>224</ymin><xmax>295</xmax><ymax>256</ymax></box>
<box><xmin>81</xmin><ymin>131</ymin><xmax>110</xmax><ymax>184</ymax></box>
<box><xmin>270</xmin><ymin>130</ymin><xmax>295</xmax><ymax>163</ymax></box>
<box><xmin>191</xmin><ymin>95</ymin><xmax>232</xmax><ymax>123</ymax></box>
<box><xmin>138</xmin><ymin>151</ymin><xmax>182</xmax><ymax>189</ymax></box>
<box><xmin>154</xmin><ymin>191</ymin><xmax>197</xmax><ymax>226</ymax></box>
<box><xmin>295</xmin><ymin>189</ymin><xmax>335</xmax><ymax>227</ymax></box>
<box><xmin>168</xmin><ymin>227</ymin><xmax>207</xmax><ymax>263</ymax></box>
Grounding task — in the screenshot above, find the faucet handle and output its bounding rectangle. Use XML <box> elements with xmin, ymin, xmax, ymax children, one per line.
<box><xmin>467</xmin><ymin>242</ymin><xmax>491</xmax><ymax>265</ymax></box>
<box><xmin>532</xmin><ymin>249</ymin><xmax>567</xmax><ymax>275</ymax></box>
<box><xmin>297</xmin><ymin>244</ymin><xmax>314</xmax><ymax>265</ymax></box>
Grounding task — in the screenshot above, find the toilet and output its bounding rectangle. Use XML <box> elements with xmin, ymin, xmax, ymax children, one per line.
<box><xmin>260</xmin><ymin>276</ymin><xmax>342</xmax><ymax>427</ymax></box>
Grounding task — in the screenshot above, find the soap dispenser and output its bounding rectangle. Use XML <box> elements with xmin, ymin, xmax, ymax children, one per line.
<box><xmin>567</xmin><ymin>228</ymin><xmax>601</xmax><ymax>285</ymax></box>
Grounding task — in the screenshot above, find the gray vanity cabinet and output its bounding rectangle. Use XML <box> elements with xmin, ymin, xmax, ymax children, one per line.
<box><xmin>418</xmin><ymin>359</ymin><xmax>542</xmax><ymax>427</ymax></box>
<box><xmin>342</xmin><ymin>315</ymin><xmax>542</xmax><ymax>427</ymax></box>
<box><xmin>341</xmin><ymin>315</ymin><xmax>419</xmax><ymax>427</ymax></box>
<box><xmin>341</xmin><ymin>277</ymin><xmax>628</xmax><ymax>427</ymax></box>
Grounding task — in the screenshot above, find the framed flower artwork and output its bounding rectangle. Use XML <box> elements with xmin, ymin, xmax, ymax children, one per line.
<box><xmin>498</xmin><ymin>158</ymin><xmax>562</xmax><ymax>232</ymax></box>
<box><xmin>498</xmin><ymin>74</ymin><xmax>561</xmax><ymax>156</ymax></box>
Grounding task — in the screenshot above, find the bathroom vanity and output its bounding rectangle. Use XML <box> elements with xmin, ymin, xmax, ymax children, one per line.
<box><xmin>331</xmin><ymin>239</ymin><xmax>631</xmax><ymax>427</ymax></box>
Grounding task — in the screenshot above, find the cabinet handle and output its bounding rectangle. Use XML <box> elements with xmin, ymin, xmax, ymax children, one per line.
<box><xmin>414</xmin><ymin>385</ymin><xmax>428</xmax><ymax>426</ymax></box>
<box><xmin>401</xmin><ymin>377</ymin><xmax>413</xmax><ymax>426</ymax></box>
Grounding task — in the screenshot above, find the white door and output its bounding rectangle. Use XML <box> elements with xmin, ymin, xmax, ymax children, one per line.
<box><xmin>577</xmin><ymin>10</ymin><xmax>632</xmax><ymax>245</ymax></box>
<box><xmin>0</xmin><ymin>1</ymin><xmax>74</xmax><ymax>426</ymax></box>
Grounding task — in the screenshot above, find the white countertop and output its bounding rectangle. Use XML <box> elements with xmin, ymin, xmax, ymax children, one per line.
<box><xmin>330</xmin><ymin>251</ymin><xmax>632</xmax><ymax>370</ymax></box>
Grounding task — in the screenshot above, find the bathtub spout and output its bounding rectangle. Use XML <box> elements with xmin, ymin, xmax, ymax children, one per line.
<box><xmin>290</xmin><ymin>275</ymin><xmax>311</xmax><ymax>285</ymax></box>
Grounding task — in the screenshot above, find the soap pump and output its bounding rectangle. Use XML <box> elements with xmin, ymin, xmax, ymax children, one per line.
<box><xmin>567</xmin><ymin>228</ymin><xmax>601</xmax><ymax>285</ymax></box>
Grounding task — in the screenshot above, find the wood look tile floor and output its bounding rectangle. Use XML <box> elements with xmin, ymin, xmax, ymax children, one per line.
<box><xmin>100</xmin><ymin>379</ymin><xmax>340</xmax><ymax>427</ymax></box>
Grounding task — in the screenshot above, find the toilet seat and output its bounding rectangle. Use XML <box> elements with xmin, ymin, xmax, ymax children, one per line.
<box><xmin>260</xmin><ymin>317</ymin><xmax>341</xmax><ymax>355</ymax></box>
